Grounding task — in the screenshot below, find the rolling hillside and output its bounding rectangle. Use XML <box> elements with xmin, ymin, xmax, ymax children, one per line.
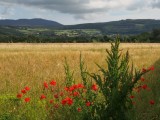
<box><xmin>0</xmin><ymin>18</ymin><xmax>63</xmax><ymax>27</ymax></box>
<box><xmin>0</xmin><ymin>19</ymin><xmax>160</xmax><ymax>35</ymax></box>
<box><xmin>64</xmin><ymin>19</ymin><xmax>160</xmax><ymax>34</ymax></box>
<box><xmin>0</xmin><ymin>19</ymin><xmax>160</xmax><ymax>43</ymax></box>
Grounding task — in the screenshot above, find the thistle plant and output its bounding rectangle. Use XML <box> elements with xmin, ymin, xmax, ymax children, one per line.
<box><xmin>88</xmin><ymin>38</ymin><xmax>153</xmax><ymax>120</ymax></box>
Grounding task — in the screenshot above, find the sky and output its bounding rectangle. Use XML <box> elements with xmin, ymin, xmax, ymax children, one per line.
<box><xmin>0</xmin><ymin>0</ymin><xmax>160</xmax><ymax>25</ymax></box>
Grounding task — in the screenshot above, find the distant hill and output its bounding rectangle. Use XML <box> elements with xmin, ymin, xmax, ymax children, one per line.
<box><xmin>64</xmin><ymin>19</ymin><xmax>160</xmax><ymax>35</ymax></box>
<box><xmin>0</xmin><ymin>18</ymin><xmax>63</xmax><ymax>27</ymax></box>
<box><xmin>0</xmin><ymin>18</ymin><xmax>160</xmax><ymax>35</ymax></box>
<box><xmin>0</xmin><ymin>19</ymin><xmax>160</xmax><ymax>43</ymax></box>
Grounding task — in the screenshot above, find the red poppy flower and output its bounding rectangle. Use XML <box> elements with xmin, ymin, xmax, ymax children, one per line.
<box><xmin>50</xmin><ymin>80</ymin><xmax>56</xmax><ymax>86</ymax></box>
<box><xmin>130</xmin><ymin>95</ymin><xmax>134</xmax><ymax>99</ymax></box>
<box><xmin>77</xmin><ymin>108</ymin><xmax>82</xmax><ymax>112</ymax></box>
<box><xmin>50</xmin><ymin>99</ymin><xmax>54</xmax><ymax>104</ymax></box>
<box><xmin>140</xmin><ymin>77</ymin><xmax>145</xmax><ymax>82</ymax></box>
<box><xmin>69</xmin><ymin>86</ymin><xmax>75</xmax><ymax>91</ymax></box>
<box><xmin>67</xmin><ymin>98</ymin><xmax>73</xmax><ymax>105</ymax></box>
<box><xmin>77</xmin><ymin>84</ymin><xmax>84</xmax><ymax>89</ymax></box>
<box><xmin>17</xmin><ymin>93</ymin><xmax>22</xmax><ymax>98</ymax></box>
<box><xmin>54</xmin><ymin>94</ymin><xmax>58</xmax><ymax>99</ymax></box>
<box><xmin>142</xmin><ymin>68</ymin><xmax>147</xmax><ymax>72</ymax></box>
<box><xmin>25</xmin><ymin>86</ymin><xmax>30</xmax><ymax>91</ymax></box>
<box><xmin>142</xmin><ymin>84</ymin><xmax>148</xmax><ymax>89</ymax></box>
<box><xmin>149</xmin><ymin>100</ymin><xmax>155</xmax><ymax>105</ymax></box>
<box><xmin>21</xmin><ymin>89</ymin><xmax>26</xmax><ymax>94</ymax></box>
<box><xmin>44</xmin><ymin>82</ymin><xmax>48</xmax><ymax>88</ymax></box>
<box><xmin>40</xmin><ymin>94</ymin><xmax>46</xmax><ymax>100</ymax></box>
<box><xmin>60</xmin><ymin>92</ymin><xmax>64</xmax><ymax>97</ymax></box>
<box><xmin>148</xmin><ymin>66</ymin><xmax>154</xmax><ymax>71</ymax></box>
<box><xmin>61</xmin><ymin>97</ymin><xmax>73</xmax><ymax>106</ymax></box>
<box><xmin>73</xmin><ymin>85</ymin><xmax>78</xmax><ymax>89</ymax></box>
<box><xmin>24</xmin><ymin>97</ymin><xmax>30</xmax><ymax>102</ymax></box>
<box><xmin>64</xmin><ymin>87</ymin><xmax>69</xmax><ymax>91</ymax></box>
<box><xmin>73</xmin><ymin>92</ymin><xmax>79</xmax><ymax>97</ymax></box>
<box><xmin>86</xmin><ymin>101</ymin><xmax>91</xmax><ymax>107</ymax></box>
<box><xmin>91</xmin><ymin>84</ymin><xmax>98</xmax><ymax>91</ymax></box>
<box><xmin>61</xmin><ymin>99</ymin><xmax>67</xmax><ymax>105</ymax></box>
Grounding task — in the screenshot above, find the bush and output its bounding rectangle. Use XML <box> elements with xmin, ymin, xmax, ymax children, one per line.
<box><xmin>87</xmin><ymin>39</ymin><xmax>145</xmax><ymax>119</ymax></box>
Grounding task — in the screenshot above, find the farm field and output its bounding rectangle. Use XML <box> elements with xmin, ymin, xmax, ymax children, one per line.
<box><xmin>0</xmin><ymin>43</ymin><xmax>160</xmax><ymax>120</ymax></box>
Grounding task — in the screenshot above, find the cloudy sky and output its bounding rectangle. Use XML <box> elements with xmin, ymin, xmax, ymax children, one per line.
<box><xmin>0</xmin><ymin>0</ymin><xmax>160</xmax><ymax>25</ymax></box>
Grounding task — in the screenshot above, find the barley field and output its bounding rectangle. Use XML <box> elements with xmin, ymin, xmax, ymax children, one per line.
<box><xmin>0</xmin><ymin>43</ymin><xmax>160</xmax><ymax>120</ymax></box>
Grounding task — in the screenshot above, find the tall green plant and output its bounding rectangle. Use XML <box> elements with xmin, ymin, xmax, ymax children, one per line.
<box><xmin>64</xmin><ymin>58</ymin><xmax>75</xmax><ymax>87</ymax></box>
<box><xmin>63</xmin><ymin>38</ymin><xmax>152</xmax><ymax>120</ymax></box>
<box><xmin>88</xmin><ymin>38</ymin><xmax>150</xmax><ymax>120</ymax></box>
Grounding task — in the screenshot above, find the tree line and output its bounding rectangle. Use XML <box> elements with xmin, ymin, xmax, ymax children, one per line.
<box><xmin>0</xmin><ymin>29</ymin><xmax>159</xmax><ymax>43</ymax></box>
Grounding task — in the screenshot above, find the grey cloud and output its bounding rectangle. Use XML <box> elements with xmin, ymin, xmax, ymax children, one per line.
<box><xmin>2</xmin><ymin>7</ymin><xmax>9</xmax><ymax>15</ymax></box>
<box><xmin>0</xmin><ymin>0</ymin><xmax>100</xmax><ymax>14</ymax></box>
<box><xmin>0</xmin><ymin>4</ymin><xmax>13</xmax><ymax>19</ymax></box>
<box><xmin>0</xmin><ymin>0</ymin><xmax>159</xmax><ymax>19</ymax></box>
<box><xmin>127</xmin><ymin>2</ymin><xmax>145</xmax><ymax>10</ymax></box>
<box><xmin>0</xmin><ymin>0</ymin><xmax>110</xmax><ymax>19</ymax></box>
<box><xmin>128</xmin><ymin>0</ymin><xmax>160</xmax><ymax>11</ymax></box>
<box><xmin>151</xmin><ymin>0</ymin><xmax>160</xmax><ymax>8</ymax></box>
<box><xmin>126</xmin><ymin>0</ymin><xmax>154</xmax><ymax>11</ymax></box>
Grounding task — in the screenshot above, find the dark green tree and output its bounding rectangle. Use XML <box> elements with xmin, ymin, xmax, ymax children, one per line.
<box><xmin>150</xmin><ymin>29</ymin><xmax>160</xmax><ymax>42</ymax></box>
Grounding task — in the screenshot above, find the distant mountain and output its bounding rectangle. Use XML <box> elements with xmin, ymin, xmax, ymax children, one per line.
<box><xmin>64</xmin><ymin>19</ymin><xmax>160</xmax><ymax>34</ymax></box>
<box><xmin>0</xmin><ymin>18</ymin><xmax>63</xmax><ymax>27</ymax></box>
<box><xmin>0</xmin><ymin>18</ymin><xmax>160</xmax><ymax>35</ymax></box>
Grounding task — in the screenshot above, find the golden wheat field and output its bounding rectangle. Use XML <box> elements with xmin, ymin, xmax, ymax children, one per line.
<box><xmin>0</xmin><ymin>43</ymin><xmax>160</xmax><ymax>94</ymax></box>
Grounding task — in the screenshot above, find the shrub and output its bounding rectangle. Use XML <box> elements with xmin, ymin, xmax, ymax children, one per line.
<box><xmin>86</xmin><ymin>38</ymin><xmax>153</xmax><ymax>120</ymax></box>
